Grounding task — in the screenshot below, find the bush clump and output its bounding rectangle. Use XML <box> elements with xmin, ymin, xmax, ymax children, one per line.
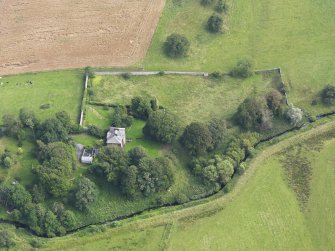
<box><xmin>236</xmin><ymin>97</ymin><xmax>272</xmax><ymax>131</ymax></box>
<box><xmin>216</xmin><ymin>0</ymin><xmax>227</xmax><ymax>13</ymax></box>
<box><xmin>0</xmin><ymin>231</ymin><xmax>14</xmax><ymax>249</ymax></box>
<box><xmin>321</xmin><ymin>84</ymin><xmax>335</xmax><ymax>105</ymax></box>
<box><xmin>164</xmin><ymin>33</ymin><xmax>190</xmax><ymax>58</ymax></box>
<box><xmin>287</xmin><ymin>106</ymin><xmax>304</xmax><ymax>126</ymax></box>
<box><xmin>200</xmin><ymin>0</ymin><xmax>214</xmax><ymax>6</ymax></box>
<box><xmin>230</xmin><ymin>59</ymin><xmax>254</xmax><ymax>78</ymax></box>
<box><xmin>207</xmin><ymin>15</ymin><xmax>223</xmax><ymax>33</ymax></box>
<box><xmin>143</xmin><ymin>110</ymin><xmax>181</xmax><ymax>144</ymax></box>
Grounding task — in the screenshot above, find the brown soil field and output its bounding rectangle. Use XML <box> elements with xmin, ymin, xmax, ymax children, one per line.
<box><xmin>0</xmin><ymin>0</ymin><xmax>165</xmax><ymax>75</ymax></box>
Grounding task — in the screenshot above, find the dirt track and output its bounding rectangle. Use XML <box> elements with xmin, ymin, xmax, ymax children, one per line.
<box><xmin>0</xmin><ymin>0</ymin><xmax>165</xmax><ymax>75</ymax></box>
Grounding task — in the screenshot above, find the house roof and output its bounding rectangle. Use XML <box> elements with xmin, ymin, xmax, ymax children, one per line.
<box><xmin>82</xmin><ymin>149</ymin><xmax>93</xmax><ymax>157</ymax></box>
<box><xmin>106</xmin><ymin>127</ymin><xmax>126</xmax><ymax>145</ymax></box>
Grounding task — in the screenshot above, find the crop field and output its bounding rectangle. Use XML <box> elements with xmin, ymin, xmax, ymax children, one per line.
<box><xmin>144</xmin><ymin>0</ymin><xmax>335</xmax><ymax>116</ymax></box>
<box><xmin>90</xmin><ymin>73</ymin><xmax>275</xmax><ymax>125</ymax></box>
<box><xmin>0</xmin><ymin>0</ymin><xmax>165</xmax><ymax>75</ymax></box>
<box><xmin>40</xmin><ymin>120</ymin><xmax>335</xmax><ymax>250</ymax></box>
<box><xmin>0</xmin><ymin>70</ymin><xmax>83</xmax><ymax>122</ymax></box>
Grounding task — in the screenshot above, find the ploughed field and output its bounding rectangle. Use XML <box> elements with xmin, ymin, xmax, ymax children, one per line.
<box><xmin>0</xmin><ymin>0</ymin><xmax>165</xmax><ymax>75</ymax></box>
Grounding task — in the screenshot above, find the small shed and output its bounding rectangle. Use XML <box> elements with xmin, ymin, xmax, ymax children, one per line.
<box><xmin>81</xmin><ymin>149</ymin><xmax>94</xmax><ymax>164</ymax></box>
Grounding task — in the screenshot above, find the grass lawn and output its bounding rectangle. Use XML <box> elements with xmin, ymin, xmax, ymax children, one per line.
<box><xmin>71</xmin><ymin>134</ymin><xmax>98</xmax><ymax>147</ymax></box>
<box><xmin>0</xmin><ymin>70</ymin><xmax>84</xmax><ymax>123</ymax></box>
<box><xmin>125</xmin><ymin>119</ymin><xmax>161</xmax><ymax>157</ymax></box>
<box><xmin>143</xmin><ymin>0</ymin><xmax>335</xmax><ymax>116</ymax></box>
<box><xmin>91</xmin><ymin>74</ymin><xmax>274</xmax><ymax>125</ymax></box>
<box><xmin>84</xmin><ymin>105</ymin><xmax>112</xmax><ymax>129</ymax></box>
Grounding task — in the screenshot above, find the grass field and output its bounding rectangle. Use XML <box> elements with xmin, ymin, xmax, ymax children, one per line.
<box><xmin>143</xmin><ymin>0</ymin><xmax>335</xmax><ymax>116</ymax></box>
<box><xmin>90</xmin><ymin>73</ymin><xmax>274</xmax><ymax>125</ymax></box>
<box><xmin>84</xmin><ymin>105</ymin><xmax>112</xmax><ymax>129</ymax></box>
<box><xmin>0</xmin><ymin>70</ymin><xmax>84</xmax><ymax>123</ymax></box>
<box><xmin>38</xmin><ymin>120</ymin><xmax>335</xmax><ymax>250</ymax></box>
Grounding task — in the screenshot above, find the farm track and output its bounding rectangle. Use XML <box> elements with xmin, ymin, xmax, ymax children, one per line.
<box><xmin>0</xmin><ymin>0</ymin><xmax>165</xmax><ymax>75</ymax></box>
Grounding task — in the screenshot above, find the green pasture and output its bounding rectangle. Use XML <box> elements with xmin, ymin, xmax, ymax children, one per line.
<box><xmin>0</xmin><ymin>70</ymin><xmax>84</xmax><ymax>123</ymax></box>
<box><xmin>91</xmin><ymin>74</ymin><xmax>273</xmax><ymax>125</ymax></box>
<box><xmin>143</xmin><ymin>0</ymin><xmax>335</xmax><ymax>116</ymax></box>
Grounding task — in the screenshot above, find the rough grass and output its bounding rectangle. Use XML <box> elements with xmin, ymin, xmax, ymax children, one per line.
<box><xmin>143</xmin><ymin>0</ymin><xmax>335</xmax><ymax>116</ymax></box>
<box><xmin>0</xmin><ymin>136</ymin><xmax>37</xmax><ymax>187</ymax></box>
<box><xmin>280</xmin><ymin>146</ymin><xmax>312</xmax><ymax>208</ymax></box>
<box><xmin>0</xmin><ymin>70</ymin><xmax>84</xmax><ymax>123</ymax></box>
<box><xmin>91</xmin><ymin>74</ymin><xmax>273</xmax><ymax>125</ymax></box>
<box><xmin>84</xmin><ymin>105</ymin><xmax>111</xmax><ymax>129</ymax></box>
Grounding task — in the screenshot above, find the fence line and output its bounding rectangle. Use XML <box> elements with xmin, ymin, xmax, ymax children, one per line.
<box><xmin>79</xmin><ymin>74</ymin><xmax>88</xmax><ymax>126</ymax></box>
<box><xmin>95</xmin><ymin>71</ymin><xmax>209</xmax><ymax>77</ymax></box>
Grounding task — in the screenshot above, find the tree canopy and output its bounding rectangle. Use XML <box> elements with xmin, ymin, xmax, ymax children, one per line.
<box><xmin>164</xmin><ymin>33</ymin><xmax>190</xmax><ymax>58</ymax></box>
<box><xmin>73</xmin><ymin>177</ymin><xmax>98</xmax><ymax>211</ymax></box>
<box><xmin>35</xmin><ymin>142</ymin><xmax>74</xmax><ymax>197</ymax></box>
<box><xmin>207</xmin><ymin>15</ymin><xmax>223</xmax><ymax>33</ymax></box>
<box><xmin>143</xmin><ymin>110</ymin><xmax>181</xmax><ymax>144</ymax></box>
<box><xmin>230</xmin><ymin>59</ymin><xmax>254</xmax><ymax>78</ymax></box>
<box><xmin>180</xmin><ymin>122</ymin><xmax>213</xmax><ymax>156</ymax></box>
<box><xmin>130</xmin><ymin>96</ymin><xmax>152</xmax><ymax>120</ymax></box>
<box><xmin>321</xmin><ymin>84</ymin><xmax>335</xmax><ymax>105</ymax></box>
<box><xmin>236</xmin><ymin>97</ymin><xmax>272</xmax><ymax>131</ymax></box>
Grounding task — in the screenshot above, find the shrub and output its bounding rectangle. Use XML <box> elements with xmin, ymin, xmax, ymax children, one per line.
<box><xmin>236</xmin><ymin>97</ymin><xmax>272</xmax><ymax>131</ymax></box>
<box><xmin>2</xmin><ymin>114</ymin><xmax>22</xmax><ymax>139</ymax></box>
<box><xmin>266</xmin><ymin>89</ymin><xmax>285</xmax><ymax>116</ymax></box>
<box><xmin>164</xmin><ymin>33</ymin><xmax>190</xmax><ymax>58</ymax></box>
<box><xmin>237</xmin><ymin>163</ymin><xmax>247</xmax><ymax>175</ymax></box>
<box><xmin>3</xmin><ymin>156</ymin><xmax>14</xmax><ymax>168</ymax></box>
<box><xmin>208</xmin><ymin>118</ymin><xmax>226</xmax><ymax>150</ymax></box>
<box><xmin>287</xmin><ymin>106</ymin><xmax>304</xmax><ymax>126</ymax></box>
<box><xmin>85</xmin><ymin>66</ymin><xmax>95</xmax><ymax>79</ymax></box>
<box><xmin>87</xmin><ymin>125</ymin><xmax>104</xmax><ymax>138</ymax></box>
<box><xmin>30</xmin><ymin>239</ymin><xmax>43</xmax><ymax>248</ymax></box>
<box><xmin>17</xmin><ymin>147</ymin><xmax>24</xmax><ymax>155</ymax></box>
<box><xmin>200</xmin><ymin>0</ymin><xmax>214</xmax><ymax>6</ymax></box>
<box><xmin>175</xmin><ymin>193</ymin><xmax>190</xmax><ymax>204</ymax></box>
<box><xmin>40</xmin><ymin>103</ymin><xmax>51</xmax><ymax>109</ymax></box>
<box><xmin>111</xmin><ymin>106</ymin><xmax>133</xmax><ymax>127</ymax></box>
<box><xmin>230</xmin><ymin>59</ymin><xmax>254</xmax><ymax>78</ymax></box>
<box><xmin>128</xmin><ymin>147</ymin><xmax>148</xmax><ymax>166</ymax></box>
<box><xmin>150</xmin><ymin>98</ymin><xmax>159</xmax><ymax>111</ymax></box>
<box><xmin>0</xmin><ymin>231</ymin><xmax>13</xmax><ymax>249</ymax></box>
<box><xmin>121</xmin><ymin>73</ymin><xmax>131</xmax><ymax>80</ymax></box>
<box><xmin>207</xmin><ymin>15</ymin><xmax>223</xmax><ymax>33</ymax></box>
<box><xmin>216</xmin><ymin>0</ymin><xmax>227</xmax><ymax>13</ymax></box>
<box><xmin>209</xmin><ymin>71</ymin><xmax>222</xmax><ymax>79</ymax></box>
<box><xmin>321</xmin><ymin>84</ymin><xmax>335</xmax><ymax>105</ymax></box>
<box><xmin>130</xmin><ymin>96</ymin><xmax>152</xmax><ymax>120</ymax></box>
